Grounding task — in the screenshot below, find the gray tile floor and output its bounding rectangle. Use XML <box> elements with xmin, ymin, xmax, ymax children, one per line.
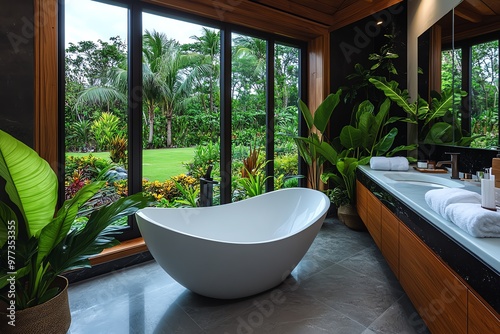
<box><xmin>68</xmin><ymin>218</ymin><xmax>430</xmax><ymax>334</ymax></box>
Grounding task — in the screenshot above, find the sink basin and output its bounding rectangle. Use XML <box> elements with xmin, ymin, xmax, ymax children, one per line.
<box><xmin>383</xmin><ymin>172</ymin><xmax>464</xmax><ymax>188</ymax></box>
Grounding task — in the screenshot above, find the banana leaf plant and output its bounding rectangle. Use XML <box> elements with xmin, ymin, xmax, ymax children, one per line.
<box><xmin>368</xmin><ymin>77</ymin><xmax>480</xmax><ymax>145</ymax></box>
<box><xmin>0</xmin><ymin>130</ymin><xmax>153</xmax><ymax>310</ymax></box>
<box><xmin>309</xmin><ymin>98</ymin><xmax>416</xmax><ymax>205</ymax></box>
<box><xmin>294</xmin><ymin>89</ymin><xmax>342</xmax><ymax>190</ymax></box>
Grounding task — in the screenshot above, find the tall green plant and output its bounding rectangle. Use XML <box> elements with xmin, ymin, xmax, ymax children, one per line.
<box><xmin>294</xmin><ymin>89</ymin><xmax>342</xmax><ymax>189</ymax></box>
<box><xmin>0</xmin><ymin>130</ymin><xmax>153</xmax><ymax>309</ymax></box>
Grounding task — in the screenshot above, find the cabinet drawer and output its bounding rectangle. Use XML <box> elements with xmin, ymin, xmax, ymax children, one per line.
<box><xmin>356</xmin><ymin>181</ymin><xmax>381</xmax><ymax>247</ymax></box>
<box><xmin>399</xmin><ymin>224</ymin><xmax>467</xmax><ymax>334</ymax></box>
<box><xmin>380</xmin><ymin>205</ymin><xmax>399</xmax><ymax>279</ymax></box>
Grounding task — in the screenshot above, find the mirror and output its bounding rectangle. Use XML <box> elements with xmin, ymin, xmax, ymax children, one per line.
<box><xmin>418</xmin><ymin>0</ymin><xmax>500</xmax><ymax>149</ymax></box>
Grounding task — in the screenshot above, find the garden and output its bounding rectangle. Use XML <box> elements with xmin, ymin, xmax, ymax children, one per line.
<box><xmin>64</xmin><ymin>27</ymin><xmax>301</xmax><ymax>210</ymax></box>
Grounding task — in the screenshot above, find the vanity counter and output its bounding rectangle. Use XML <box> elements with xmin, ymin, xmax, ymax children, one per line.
<box><xmin>357</xmin><ymin>165</ymin><xmax>500</xmax><ymax>313</ymax></box>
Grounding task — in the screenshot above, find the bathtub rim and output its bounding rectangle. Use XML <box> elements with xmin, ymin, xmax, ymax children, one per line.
<box><xmin>136</xmin><ymin>187</ymin><xmax>330</xmax><ymax>245</ymax></box>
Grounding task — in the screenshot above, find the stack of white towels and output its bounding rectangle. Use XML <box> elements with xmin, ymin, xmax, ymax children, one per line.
<box><xmin>425</xmin><ymin>188</ymin><xmax>500</xmax><ymax>237</ymax></box>
<box><xmin>370</xmin><ymin>156</ymin><xmax>409</xmax><ymax>171</ymax></box>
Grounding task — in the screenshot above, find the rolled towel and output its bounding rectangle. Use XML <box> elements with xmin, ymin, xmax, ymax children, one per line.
<box><xmin>370</xmin><ymin>156</ymin><xmax>409</xmax><ymax>171</ymax></box>
<box><xmin>425</xmin><ymin>188</ymin><xmax>482</xmax><ymax>221</ymax></box>
<box><xmin>444</xmin><ymin>203</ymin><xmax>500</xmax><ymax>237</ymax></box>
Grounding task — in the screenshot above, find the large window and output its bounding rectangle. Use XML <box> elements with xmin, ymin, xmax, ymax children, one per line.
<box><xmin>63</xmin><ymin>0</ymin><xmax>306</xmax><ymax>239</ymax></box>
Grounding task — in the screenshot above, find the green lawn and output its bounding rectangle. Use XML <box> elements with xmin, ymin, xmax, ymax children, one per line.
<box><xmin>67</xmin><ymin>147</ymin><xmax>194</xmax><ymax>181</ymax></box>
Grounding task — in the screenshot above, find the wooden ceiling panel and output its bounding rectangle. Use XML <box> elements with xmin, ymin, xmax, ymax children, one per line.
<box><xmin>145</xmin><ymin>0</ymin><xmax>405</xmax><ymax>40</ymax></box>
<box><xmin>463</xmin><ymin>0</ymin><xmax>496</xmax><ymax>16</ymax></box>
<box><xmin>482</xmin><ymin>0</ymin><xmax>500</xmax><ymax>15</ymax></box>
<box><xmin>251</xmin><ymin>0</ymin><xmax>337</xmax><ymax>25</ymax></box>
<box><xmin>289</xmin><ymin>0</ymin><xmax>340</xmax><ymax>14</ymax></box>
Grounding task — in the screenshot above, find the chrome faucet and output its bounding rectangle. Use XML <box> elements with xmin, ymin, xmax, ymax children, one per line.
<box><xmin>436</xmin><ymin>152</ymin><xmax>460</xmax><ymax>179</ymax></box>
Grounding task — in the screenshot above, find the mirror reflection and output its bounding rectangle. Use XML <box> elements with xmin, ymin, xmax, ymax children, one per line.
<box><xmin>418</xmin><ymin>0</ymin><xmax>500</xmax><ymax>149</ymax></box>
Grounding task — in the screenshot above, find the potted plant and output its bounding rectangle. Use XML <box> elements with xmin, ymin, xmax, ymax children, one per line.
<box><xmin>0</xmin><ymin>130</ymin><xmax>153</xmax><ymax>333</ymax></box>
<box><xmin>311</xmin><ymin>98</ymin><xmax>416</xmax><ymax>230</ymax></box>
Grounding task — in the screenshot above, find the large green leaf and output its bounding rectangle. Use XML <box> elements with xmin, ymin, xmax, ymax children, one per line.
<box><xmin>424</xmin><ymin>89</ymin><xmax>453</xmax><ymax>125</ymax></box>
<box><xmin>298</xmin><ymin>99</ymin><xmax>314</xmax><ymax>130</ymax></box>
<box><xmin>423</xmin><ymin>122</ymin><xmax>454</xmax><ymax>144</ymax></box>
<box><xmin>375</xmin><ymin>98</ymin><xmax>391</xmax><ymax>129</ymax></box>
<box><xmin>48</xmin><ymin>192</ymin><xmax>152</xmax><ymax>274</ymax></box>
<box><xmin>36</xmin><ymin>182</ymin><xmax>106</xmax><ymax>268</ymax></box>
<box><xmin>0</xmin><ymin>130</ymin><xmax>58</xmax><ymax>237</ymax></box>
<box><xmin>355</xmin><ymin>100</ymin><xmax>374</xmax><ymax>124</ymax></box>
<box><xmin>340</xmin><ymin>125</ymin><xmax>363</xmax><ymax>149</ymax></box>
<box><xmin>374</xmin><ymin>128</ymin><xmax>398</xmax><ymax>156</ymax></box>
<box><xmin>369</xmin><ymin>77</ymin><xmax>416</xmax><ymax>117</ymax></box>
<box><xmin>309</xmin><ymin>140</ymin><xmax>338</xmax><ymax>166</ymax></box>
<box><xmin>312</xmin><ymin>89</ymin><xmax>342</xmax><ymax>133</ymax></box>
<box><xmin>358</xmin><ymin>112</ymin><xmax>377</xmax><ymax>151</ymax></box>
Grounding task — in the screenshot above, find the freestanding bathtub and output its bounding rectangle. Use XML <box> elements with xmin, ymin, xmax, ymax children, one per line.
<box><xmin>135</xmin><ymin>187</ymin><xmax>330</xmax><ymax>299</ymax></box>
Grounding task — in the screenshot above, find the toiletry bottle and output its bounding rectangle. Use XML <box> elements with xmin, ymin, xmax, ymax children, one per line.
<box><xmin>492</xmin><ymin>153</ymin><xmax>500</xmax><ymax>188</ymax></box>
<box><xmin>481</xmin><ymin>168</ymin><xmax>496</xmax><ymax>210</ymax></box>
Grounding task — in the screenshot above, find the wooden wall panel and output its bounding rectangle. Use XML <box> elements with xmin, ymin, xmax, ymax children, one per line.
<box><xmin>34</xmin><ymin>0</ymin><xmax>59</xmax><ymax>173</ymax></box>
<box><xmin>308</xmin><ymin>33</ymin><xmax>329</xmax><ymax>112</ymax></box>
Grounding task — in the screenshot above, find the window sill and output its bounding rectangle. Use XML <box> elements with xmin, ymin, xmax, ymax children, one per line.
<box><xmin>89</xmin><ymin>237</ymin><xmax>148</xmax><ymax>266</ymax></box>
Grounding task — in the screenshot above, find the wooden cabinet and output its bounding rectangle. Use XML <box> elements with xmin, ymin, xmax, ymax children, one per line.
<box><xmin>380</xmin><ymin>205</ymin><xmax>399</xmax><ymax>279</ymax></box>
<box><xmin>468</xmin><ymin>290</ymin><xmax>500</xmax><ymax>334</ymax></box>
<box><xmin>356</xmin><ymin>180</ymin><xmax>381</xmax><ymax>248</ymax></box>
<box><xmin>356</xmin><ymin>181</ymin><xmax>500</xmax><ymax>333</ymax></box>
<box><xmin>400</xmin><ymin>223</ymin><xmax>467</xmax><ymax>334</ymax></box>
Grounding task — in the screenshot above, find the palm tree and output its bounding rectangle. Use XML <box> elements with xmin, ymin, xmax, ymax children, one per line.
<box><xmin>73</xmin><ymin>29</ymin><xmax>213</xmax><ymax>148</ymax></box>
<box><xmin>142</xmin><ymin>30</ymin><xmax>176</xmax><ymax>147</ymax></box>
<box><xmin>189</xmin><ymin>28</ymin><xmax>220</xmax><ymax>114</ymax></box>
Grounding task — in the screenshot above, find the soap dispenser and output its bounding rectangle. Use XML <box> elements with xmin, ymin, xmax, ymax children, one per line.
<box><xmin>493</xmin><ymin>152</ymin><xmax>500</xmax><ymax>188</ymax></box>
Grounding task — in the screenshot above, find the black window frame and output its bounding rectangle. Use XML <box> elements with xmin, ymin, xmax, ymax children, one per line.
<box><xmin>59</xmin><ymin>0</ymin><xmax>308</xmax><ymax>241</ymax></box>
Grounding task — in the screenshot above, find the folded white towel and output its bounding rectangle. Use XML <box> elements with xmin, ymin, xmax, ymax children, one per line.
<box><xmin>370</xmin><ymin>156</ymin><xmax>409</xmax><ymax>171</ymax></box>
<box><xmin>425</xmin><ymin>188</ymin><xmax>482</xmax><ymax>221</ymax></box>
<box><xmin>445</xmin><ymin>203</ymin><xmax>500</xmax><ymax>237</ymax></box>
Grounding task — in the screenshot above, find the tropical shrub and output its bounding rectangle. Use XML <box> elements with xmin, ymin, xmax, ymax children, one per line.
<box><xmin>64</xmin><ymin>155</ymin><xmax>116</xmax><ymax>199</ymax></box>
<box><xmin>184</xmin><ymin>141</ymin><xmax>220</xmax><ymax>179</ymax></box>
<box><xmin>91</xmin><ymin>112</ymin><xmax>124</xmax><ymax>151</ymax></box>
<box><xmin>173</xmin><ymin>181</ymin><xmax>200</xmax><ymax>207</ymax></box>
<box><xmin>274</xmin><ymin>153</ymin><xmax>298</xmax><ymax>177</ymax></box>
<box><xmin>109</xmin><ymin>134</ymin><xmax>128</xmax><ymax>165</ymax></box>
<box><xmin>114</xmin><ymin>174</ymin><xmax>197</xmax><ymax>203</ymax></box>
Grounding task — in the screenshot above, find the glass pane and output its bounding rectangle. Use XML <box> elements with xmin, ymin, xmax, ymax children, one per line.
<box><xmin>274</xmin><ymin>44</ymin><xmax>299</xmax><ymax>189</ymax></box>
<box><xmin>64</xmin><ymin>0</ymin><xmax>129</xmax><ymax>229</ymax></box>
<box><xmin>231</xmin><ymin>33</ymin><xmax>267</xmax><ymax>201</ymax></box>
<box><xmin>441</xmin><ymin>48</ymin><xmax>463</xmax><ymax>144</ymax></box>
<box><xmin>141</xmin><ymin>13</ymin><xmax>221</xmax><ymax>207</ymax></box>
<box><xmin>470</xmin><ymin>40</ymin><xmax>499</xmax><ymax>148</ymax></box>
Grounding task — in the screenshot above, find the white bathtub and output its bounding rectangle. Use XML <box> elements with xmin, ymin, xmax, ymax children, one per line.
<box><xmin>135</xmin><ymin>188</ymin><xmax>330</xmax><ymax>299</ymax></box>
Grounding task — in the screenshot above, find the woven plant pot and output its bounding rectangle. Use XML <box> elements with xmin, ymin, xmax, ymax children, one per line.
<box><xmin>337</xmin><ymin>204</ymin><xmax>366</xmax><ymax>231</ymax></box>
<box><xmin>0</xmin><ymin>276</ymin><xmax>71</xmax><ymax>334</ymax></box>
